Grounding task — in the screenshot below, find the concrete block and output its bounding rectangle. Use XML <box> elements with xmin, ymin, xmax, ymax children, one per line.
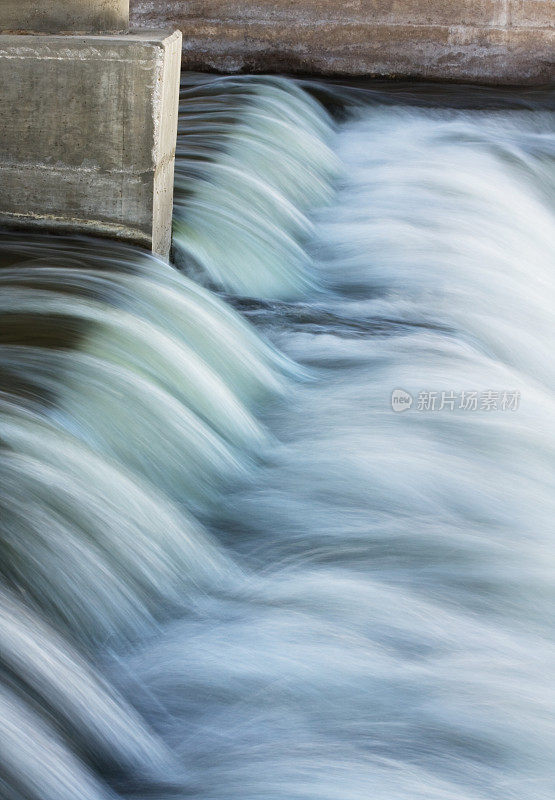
<box><xmin>0</xmin><ymin>29</ymin><xmax>182</xmax><ymax>257</ymax></box>
<box><xmin>1</xmin><ymin>1</ymin><xmax>129</xmax><ymax>34</ymax></box>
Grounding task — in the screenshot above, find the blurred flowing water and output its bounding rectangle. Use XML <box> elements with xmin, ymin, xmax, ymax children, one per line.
<box><xmin>1</xmin><ymin>76</ymin><xmax>554</xmax><ymax>800</ymax></box>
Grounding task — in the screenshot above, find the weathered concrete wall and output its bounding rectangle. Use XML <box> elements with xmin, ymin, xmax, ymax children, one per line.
<box><xmin>0</xmin><ymin>30</ymin><xmax>182</xmax><ymax>257</ymax></box>
<box><xmin>1</xmin><ymin>1</ymin><xmax>129</xmax><ymax>34</ymax></box>
<box><xmin>130</xmin><ymin>0</ymin><xmax>554</xmax><ymax>84</ymax></box>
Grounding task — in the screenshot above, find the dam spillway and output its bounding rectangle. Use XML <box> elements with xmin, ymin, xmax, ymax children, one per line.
<box><xmin>1</xmin><ymin>0</ymin><xmax>552</xmax><ymax>258</ymax></box>
<box><xmin>1</xmin><ymin>73</ymin><xmax>555</xmax><ymax>800</ymax></box>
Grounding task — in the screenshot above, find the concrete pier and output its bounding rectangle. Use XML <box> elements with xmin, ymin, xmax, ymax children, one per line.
<box><xmin>0</xmin><ymin>3</ymin><xmax>181</xmax><ymax>258</ymax></box>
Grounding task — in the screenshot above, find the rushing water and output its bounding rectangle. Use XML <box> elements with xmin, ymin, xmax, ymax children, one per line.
<box><xmin>1</xmin><ymin>76</ymin><xmax>554</xmax><ymax>800</ymax></box>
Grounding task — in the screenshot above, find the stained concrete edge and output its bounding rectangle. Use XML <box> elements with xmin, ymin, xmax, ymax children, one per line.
<box><xmin>175</xmin><ymin>25</ymin><xmax>555</xmax><ymax>85</ymax></box>
<box><xmin>130</xmin><ymin>1</ymin><xmax>555</xmax><ymax>85</ymax></box>
<box><xmin>152</xmin><ymin>29</ymin><xmax>182</xmax><ymax>259</ymax></box>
